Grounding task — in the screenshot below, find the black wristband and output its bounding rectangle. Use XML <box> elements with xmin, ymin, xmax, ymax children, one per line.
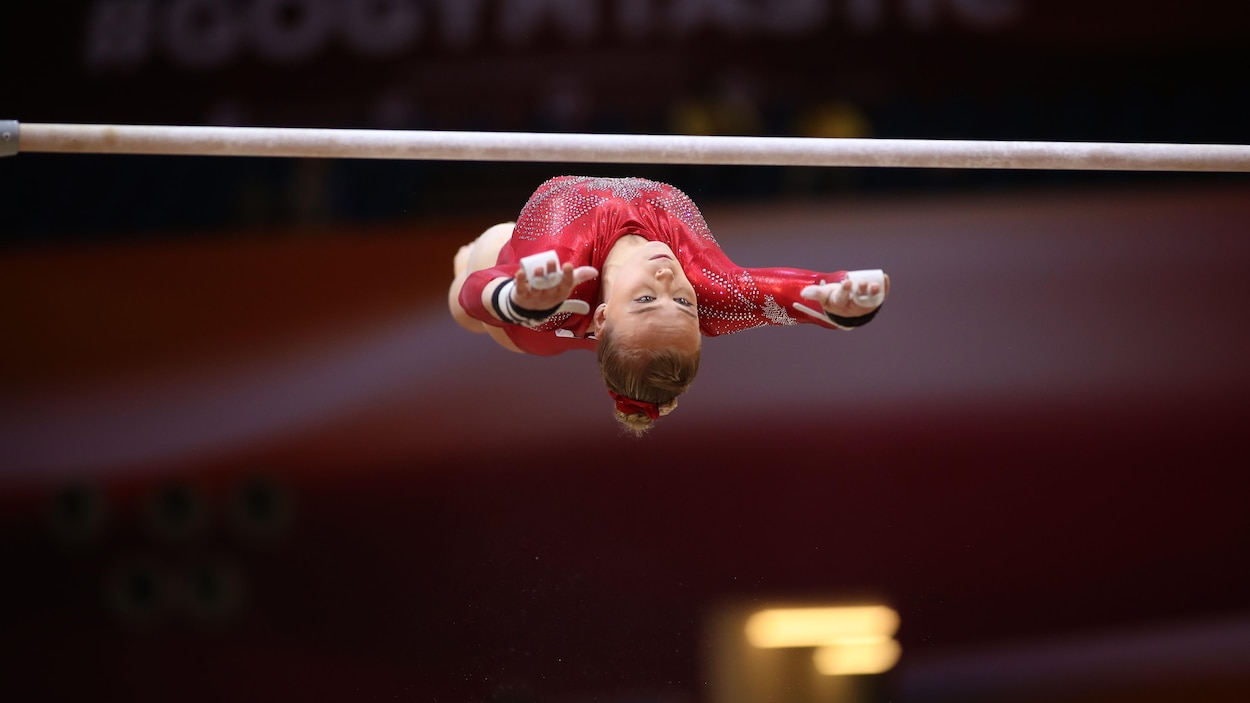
<box><xmin>827</xmin><ymin>304</ymin><xmax>882</xmax><ymax>328</ymax></box>
<box><xmin>491</xmin><ymin>280</ymin><xmax>562</xmax><ymax>324</ymax></box>
<box><xmin>511</xmin><ymin>300</ymin><xmax>562</xmax><ymax>320</ymax></box>
<box><xmin>490</xmin><ymin>280</ymin><xmax>516</xmax><ymax>323</ymax></box>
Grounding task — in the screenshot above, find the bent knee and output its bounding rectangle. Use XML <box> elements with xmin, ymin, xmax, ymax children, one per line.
<box><xmin>466</xmin><ymin>222</ymin><xmax>516</xmax><ymax>271</ymax></box>
<box><xmin>453</xmin><ymin>244</ymin><xmax>471</xmax><ymax>277</ymax></box>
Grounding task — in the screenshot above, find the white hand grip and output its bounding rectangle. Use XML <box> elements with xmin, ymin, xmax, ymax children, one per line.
<box><xmin>846</xmin><ymin>269</ymin><xmax>885</xmax><ymax>308</ymax></box>
<box><xmin>520</xmin><ymin>250</ymin><xmax>563</xmax><ymax>290</ymax></box>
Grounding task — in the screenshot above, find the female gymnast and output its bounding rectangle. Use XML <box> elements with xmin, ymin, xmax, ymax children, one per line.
<box><xmin>448</xmin><ymin>175</ymin><xmax>889</xmax><ymax>436</ymax></box>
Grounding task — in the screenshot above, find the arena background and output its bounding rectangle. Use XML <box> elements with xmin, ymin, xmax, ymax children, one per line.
<box><xmin>3</xmin><ymin>1</ymin><xmax>1250</xmax><ymax>702</ymax></box>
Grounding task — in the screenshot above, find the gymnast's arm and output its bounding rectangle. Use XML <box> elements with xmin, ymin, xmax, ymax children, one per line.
<box><xmin>698</xmin><ymin>263</ymin><xmax>889</xmax><ymax>335</ymax></box>
<box><xmin>463</xmin><ymin>261</ymin><xmax>599</xmax><ymax>327</ymax></box>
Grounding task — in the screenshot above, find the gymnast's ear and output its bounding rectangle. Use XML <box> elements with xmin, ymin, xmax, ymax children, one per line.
<box><xmin>593</xmin><ymin>303</ymin><xmax>608</xmax><ymax>335</ymax></box>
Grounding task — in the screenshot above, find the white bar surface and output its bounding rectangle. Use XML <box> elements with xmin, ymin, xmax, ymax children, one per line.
<box><xmin>16</xmin><ymin>123</ymin><xmax>1250</xmax><ymax>172</ymax></box>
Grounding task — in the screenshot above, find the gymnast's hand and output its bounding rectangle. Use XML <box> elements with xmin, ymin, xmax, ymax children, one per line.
<box><xmin>801</xmin><ymin>272</ymin><xmax>890</xmax><ymax>318</ymax></box>
<box><xmin>512</xmin><ymin>261</ymin><xmax>599</xmax><ymax>314</ymax></box>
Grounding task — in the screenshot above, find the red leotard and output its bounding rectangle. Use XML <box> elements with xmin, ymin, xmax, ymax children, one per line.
<box><xmin>460</xmin><ymin>176</ymin><xmax>862</xmax><ymax>356</ymax></box>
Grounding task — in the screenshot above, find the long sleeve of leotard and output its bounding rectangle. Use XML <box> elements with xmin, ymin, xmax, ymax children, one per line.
<box><xmin>691</xmin><ymin>248</ymin><xmax>879</xmax><ymax>336</ymax></box>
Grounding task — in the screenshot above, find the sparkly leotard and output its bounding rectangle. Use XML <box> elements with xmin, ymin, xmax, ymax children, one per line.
<box><xmin>460</xmin><ymin>176</ymin><xmax>866</xmax><ymax>356</ymax></box>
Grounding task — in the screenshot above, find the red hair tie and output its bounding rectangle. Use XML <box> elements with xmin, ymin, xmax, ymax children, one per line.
<box><xmin>609</xmin><ymin>391</ymin><xmax>660</xmax><ymax>419</ymax></box>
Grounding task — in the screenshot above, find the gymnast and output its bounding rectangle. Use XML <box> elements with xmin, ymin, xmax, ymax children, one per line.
<box><xmin>448</xmin><ymin>175</ymin><xmax>889</xmax><ymax>435</ymax></box>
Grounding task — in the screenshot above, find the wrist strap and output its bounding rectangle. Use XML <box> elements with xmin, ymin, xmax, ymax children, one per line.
<box><xmin>826</xmin><ymin>304</ymin><xmax>882</xmax><ymax>329</ymax></box>
<box><xmin>491</xmin><ymin>280</ymin><xmax>562</xmax><ymax>327</ymax></box>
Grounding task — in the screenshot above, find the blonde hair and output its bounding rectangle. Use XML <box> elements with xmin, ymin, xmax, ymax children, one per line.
<box><xmin>596</xmin><ymin>326</ymin><xmax>701</xmax><ymax>437</ymax></box>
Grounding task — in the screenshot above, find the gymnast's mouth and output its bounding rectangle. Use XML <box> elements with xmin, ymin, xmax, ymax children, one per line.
<box><xmin>650</xmin><ymin>254</ymin><xmax>674</xmax><ymax>261</ymax></box>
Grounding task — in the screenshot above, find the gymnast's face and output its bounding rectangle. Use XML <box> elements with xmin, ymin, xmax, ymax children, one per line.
<box><xmin>594</xmin><ymin>241</ymin><xmax>701</xmax><ymax>353</ymax></box>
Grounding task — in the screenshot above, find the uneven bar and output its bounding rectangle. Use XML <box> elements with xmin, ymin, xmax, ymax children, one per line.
<box><xmin>13</xmin><ymin>122</ymin><xmax>1250</xmax><ymax>172</ymax></box>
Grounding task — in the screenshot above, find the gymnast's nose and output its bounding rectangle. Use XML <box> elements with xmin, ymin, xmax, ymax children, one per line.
<box><xmin>655</xmin><ymin>266</ymin><xmax>674</xmax><ymax>281</ymax></box>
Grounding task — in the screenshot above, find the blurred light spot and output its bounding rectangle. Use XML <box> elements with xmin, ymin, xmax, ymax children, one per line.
<box><xmin>144</xmin><ymin>481</ymin><xmax>209</xmax><ymax>543</ymax></box>
<box><xmin>745</xmin><ymin>605</ymin><xmax>899</xmax><ymax>648</ymax></box>
<box><xmin>180</xmin><ymin>557</ymin><xmax>247</xmax><ymax>625</ymax></box>
<box><xmin>46</xmin><ymin>482</ymin><xmax>109</xmax><ymax>547</ymax></box>
<box><xmin>103</xmin><ymin>557</ymin><xmax>171</xmax><ymax>627</ymax></box>
<box><xmin>227</xmin><ymin>474</ymin><xmax>295</xmax><ymax>547</ymax></box>
<box><xmin>813</xmin><ymin>638</ymin><xmax>902</xmax><ymax>676</ymax></box>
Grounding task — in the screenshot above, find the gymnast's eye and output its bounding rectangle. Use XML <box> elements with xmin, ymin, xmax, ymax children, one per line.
<box><xmin>675</xmin><ymin>297</ymin><xmax>694</xmax><ymax>307</ymax></box>
<box><xmin>635</xmin><ymin>295</ymin><xmax>656</xmax><ymax>303</ymax></box>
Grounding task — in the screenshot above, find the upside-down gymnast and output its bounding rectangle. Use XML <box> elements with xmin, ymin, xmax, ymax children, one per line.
<box><xmin>448</xmin><ymin>175</ymin><xmax>890</xmax><ymax>436</ymax></box>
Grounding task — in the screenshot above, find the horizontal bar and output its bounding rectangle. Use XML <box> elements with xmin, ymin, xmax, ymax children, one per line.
<box><xmin>12</xmin><ymin>122</ymin><xmax>1250</xmax><ymax>171</ymax></box>
<box><xmin>0</xmin><ymin>120</ymin><xmax>18</xmax><ymax>158</ymax></box>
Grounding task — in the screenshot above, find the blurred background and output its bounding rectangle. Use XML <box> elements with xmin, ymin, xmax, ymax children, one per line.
<box><xmin>2</xmin><ymin>1</ymin><xmax>1250</xmax><ymax>701</ymax></box>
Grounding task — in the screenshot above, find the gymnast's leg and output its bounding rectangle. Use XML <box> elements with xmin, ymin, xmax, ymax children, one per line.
<box><xmin>447</xmin><ymin>223</ymin><xmax>524</xmax><ymax>353</ymax></box>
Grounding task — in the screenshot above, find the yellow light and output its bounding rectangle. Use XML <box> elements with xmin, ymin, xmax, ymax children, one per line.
<box><xmin>812</xmin><ymin>639</ymin><xmax>901</xmax><ymax>676</ymax></box>
<box><xmin>744</xmin><ymin>606</ymin><xmax>900</xmax><ymax>648</ymax></box>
